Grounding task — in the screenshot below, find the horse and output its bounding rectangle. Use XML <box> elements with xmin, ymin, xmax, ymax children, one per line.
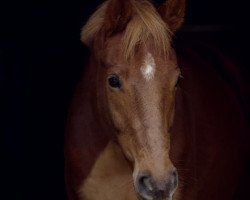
<box><xmin>64</xmin><ymin>0</ymin><xmax>248</xmax><ymax>199</ymax></box>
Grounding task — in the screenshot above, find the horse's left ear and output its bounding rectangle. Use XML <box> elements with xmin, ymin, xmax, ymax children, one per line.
<box><xmin>158</xmin><ymin>0</ymin><xmax>185</xmax><ymax>33</ymax></box>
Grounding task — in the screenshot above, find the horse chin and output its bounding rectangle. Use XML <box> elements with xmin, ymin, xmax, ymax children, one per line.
<box><xmin>140</xmin><ymin>196</ymin><xmax>173</xmax><ymax>200</ymax></box>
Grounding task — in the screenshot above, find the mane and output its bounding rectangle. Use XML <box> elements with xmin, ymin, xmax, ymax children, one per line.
<box><xmin>81</xmin><ymin>0</ymin><xmax>172</xmax><ymax>59</ymax></box>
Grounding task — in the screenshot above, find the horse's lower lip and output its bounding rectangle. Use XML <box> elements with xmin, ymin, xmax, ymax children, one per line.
<box><xmin>136</xmin><ymin>195</ymin><xmax>172</xmax><ymax>200</ymax></box>
<box><xmin>134</xmin><ymin>188</ymin><xmax>173</xmax><ymax>200</ymax></box>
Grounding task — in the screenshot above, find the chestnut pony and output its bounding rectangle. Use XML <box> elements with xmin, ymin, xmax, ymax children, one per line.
<box><xmin>65</xmin><ymin>0</ymin><xmax>248</xmax><ymax>200</ymax></box>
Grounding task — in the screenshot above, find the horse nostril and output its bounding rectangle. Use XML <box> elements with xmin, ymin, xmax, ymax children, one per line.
<box><xmin>171</xmin><ymin>168</ymin><xmax>178</xmax><ymax>189</ymax></box>
<box><xmin>138</xmin><ymin>174</ymin><xmax>154</xmax><ymax>192</ymax></box>
<box><xmin>136</xmin><ymin>173</ymin><xmax>155</xmax><ymax>199</ymax></box>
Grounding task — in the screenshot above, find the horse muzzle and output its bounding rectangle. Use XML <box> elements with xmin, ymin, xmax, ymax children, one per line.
<box><xmin>135</xmin><ymin>167</ymin><xmax>178</xmax><ymax>200</ymax></box>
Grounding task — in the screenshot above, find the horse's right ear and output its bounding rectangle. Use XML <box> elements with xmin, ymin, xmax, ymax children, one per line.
<box><xmin>158</xmin><ymin>0</ymin><xmax>185</xmax><ymax>33</ymax></box>
<box><xmin>103</xmin><ymin>0</ymin><xmax>132</xmax><ymax>35</ymax></box>
<box><xmin>80</xmin><ymin>1</ymin><xmax>108</xmax><ymax>48</ymax></box>
<box><xmin>81</xmin><ymin>0</ymin><xmax>132</xmax><ymax>48</ymax></box>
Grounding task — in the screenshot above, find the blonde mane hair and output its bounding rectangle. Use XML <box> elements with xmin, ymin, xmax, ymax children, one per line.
<box><xmin>81</xmin><ymin>0</ymin><xmax>172</xmax><ymax>59</ymax></box>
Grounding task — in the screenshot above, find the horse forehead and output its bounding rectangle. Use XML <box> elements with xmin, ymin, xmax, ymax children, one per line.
<box><xmin>140</xmin><ymin>52</ymin><xmax>156</xmax><ymax>81</ymax></box>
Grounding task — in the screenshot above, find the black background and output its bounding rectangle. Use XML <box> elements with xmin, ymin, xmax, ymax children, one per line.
<box><xmin>1</xmin><ymin>0</ymin><xmax>249</xmax><ymax>199</ymax></box>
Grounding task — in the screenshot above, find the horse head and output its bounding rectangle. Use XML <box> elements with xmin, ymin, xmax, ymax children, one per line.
<box><xmin>80</xmin><ymin>1</ymin><xmax>185</xmax><ymax>199</ymax></box>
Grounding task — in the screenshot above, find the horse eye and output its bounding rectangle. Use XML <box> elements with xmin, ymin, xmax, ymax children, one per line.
<box><xmin>108</xmin><ymin>75</ymin><xmax>122</xmax><ymax>89</ymax></box>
